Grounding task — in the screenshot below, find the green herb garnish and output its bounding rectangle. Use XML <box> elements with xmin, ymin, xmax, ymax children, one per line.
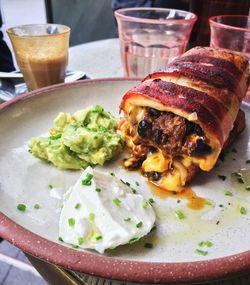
<box><xmin>237</xmin><ymin>177</ymin><xmax>245</xmax><ymax>184</ymax></box>
<box><xmin>218</xmin><ymin>175</ymin><xmax>226</xmax><ymax>181</ymax></box>
<box><xmin>135</xmin><ymin>181</ymin><xmax>140</xmax><ymax>186</ymax></box>
<box><xmin>17</xmin><ymin>204</ymin><xmax>26</xmax><ymax>212</ymax></box>
<box><xmin>95</xmin><ymin>188</ymin><xmax>101</xmax><ymax>192</ymax></box>
<box><xmin>113</xmin><ymin>198</ymin><xmax>121</xmax><ymax>206</ymax></box>
<box><xmin>34</xmin><ymin>204</ymin><xmax>40</xmax><ymax>209</ymax></box>
<box><xmin>124</xmin><ymin>217</ymin><xmax>131</xmax><ymax>222</ymax></box>
<box><xmin>58</xmin><ymin>236</ymin><xmax>64</xmax><ymax>242</ymax></box>
<box><xmin>81</xmin><ymin>173</ymin><xmax>93</xmax><ymax>186</ymax></box>
<box><xmin>198</xmin><ymin>241</ymin><xmax>213</xmax><ymax>247</ymax></box>
<box><xmin>175</xmin><ymin>210</ymin><xmax>185</xmax><ymax>219</ymax></box>
<box><xmin>142</xmin><ymin>201</ymin><xmax>149</xmax><ymax>208</ymax></box>
<box><xmin>144</xmin><ymin>243</ymin><xmax>153</xmax><ymax>249</ymax></box>
<box><xmin>148</xmin><ymin>198</ymin><xmax>155</xmax><ymax>204</ymax></box>
<box><xmin>89</xmin><ymin>213</ymin><xmax>95</xmax><ymax>221</ymax></box>
<box><xmin>78</xmin><ymin>237</ymin><xmax>84</xmax><ymax>245</ymax></box>
<box><xmin>224</xmin><ymin>190</ymin><xmax>233</xmax><ymax>196</ymax></box>
<box><xmin>96</xmin><ymin>235</ymin><xmax>102</xmax><ymax>241</ymax></box>
<box><xmin>68</xmin><ymin>218</ymin><xmax>75</xmax><ymax>227</ymax></box>
<box><xmin>48</xmin><ymin>184</ymin><xmax>53</xmax><ymax>189</ymax></box>
<box><xmin>71</xmin><ymin>244</ymin><xmax>79</xmax><ymax>249</ymax></box>
<box><xmin>136</xmin><ymin>221</ymin><xmax>143</xmax><ymax>228</ymax></box>
<box><xmin>195</xmin><ymin>249</ymin><xmax>208</xmax><ymax>256</ymax></box>
<box><xmin>110</xmin><ymin>172</ymin><xmax>115</xmax><ymax>176</ymax></box>
<box><xmin>75</xmin><ymin>203</ymin><xmax>81</xmax><ymax>209</ymax></box>
<box><xmin>129</xmin><ymin>237</ymin><xmax>139</xmax><ymax>244</ymax></box>
<box><xmin>240</xmin><ymin>206</ymin><xmax>247</xmax><ymax>215</ymax></box>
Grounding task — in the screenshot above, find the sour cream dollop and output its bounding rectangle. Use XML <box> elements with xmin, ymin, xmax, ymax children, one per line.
<box><xmin>59</xmin><ymin>166</ymin><xmax>156</xmax><ymax>253</ymax></box>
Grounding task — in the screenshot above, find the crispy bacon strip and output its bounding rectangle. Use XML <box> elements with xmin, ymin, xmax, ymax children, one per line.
<box><xmin>119</xmin><ymin>47</ymin><xmax>249</xmax><ymax>191</ymax></box>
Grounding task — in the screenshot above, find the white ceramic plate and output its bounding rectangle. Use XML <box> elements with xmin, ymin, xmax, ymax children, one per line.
<box><xmin>0</xmin><ymin>79</ymin><xmax>250</xmax><ymax>284</ymax></box>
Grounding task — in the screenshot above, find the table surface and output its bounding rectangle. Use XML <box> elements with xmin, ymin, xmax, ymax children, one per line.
<box><xmin>2</xmin><ymin>38</ymin><xmax>250</xmax><ymax>285</ymax></box>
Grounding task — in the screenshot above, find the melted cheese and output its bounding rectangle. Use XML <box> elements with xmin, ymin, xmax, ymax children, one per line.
<box><xmin>142</xmin><ymin>151</ymin><xmax>171</xmax><ymax>173</ymax></box>
<box><xmin>119</xmin><ymin>104</ymin><xmax>221</xmax><ymax>191</ymax></box>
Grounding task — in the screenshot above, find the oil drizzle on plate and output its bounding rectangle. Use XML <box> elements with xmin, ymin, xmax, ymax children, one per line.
<box><xmin>148</xmin><ymin>182</ymin><xmax>206</xmax><ymax>210</ymax></box>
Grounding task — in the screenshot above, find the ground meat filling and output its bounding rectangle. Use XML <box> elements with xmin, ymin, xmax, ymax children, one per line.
<box><xmin>137</xmin><ymin>108</ymin><xmax>212</xmax><ymax>157</ymax></box>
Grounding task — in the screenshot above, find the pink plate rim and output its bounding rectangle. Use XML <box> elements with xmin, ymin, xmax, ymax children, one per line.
<box><xmin>1</xmin><ymin>78</ymin><xmax>250</xmax><ymax>284</ymax></box>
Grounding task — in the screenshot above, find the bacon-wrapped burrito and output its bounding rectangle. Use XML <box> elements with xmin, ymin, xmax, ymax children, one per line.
<box><xmin>119</xmin><ymin>47</ymin><xmax>249</xmax><ymax>192</ymax></box>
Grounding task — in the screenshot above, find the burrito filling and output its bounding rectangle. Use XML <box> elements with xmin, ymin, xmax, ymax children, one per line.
<box><xmin>120</xmin><ymin>106</ymin><xmax>214</xmax><ymax>191</ymax></box>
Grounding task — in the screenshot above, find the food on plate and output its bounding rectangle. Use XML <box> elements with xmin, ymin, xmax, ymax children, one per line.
<box><xmin>29</xmin><ymin>105</ymin><xmax>124</xmax><ymax>169</ymax></box>
<box><xmin>119</xmin><ymin>47</ymin><xmax>249</xmax><ymax>191</ymax></box>
<box><xmin>59</xmin><ymin>166</ymin><xmax>156</xmax><ymax>253</ymax></box>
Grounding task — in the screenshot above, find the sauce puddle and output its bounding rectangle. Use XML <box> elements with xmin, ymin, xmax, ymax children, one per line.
<box><xmin>148</xmin><ymin>182</ymin><xmax>206</xmax><ymax>210</ymax></box>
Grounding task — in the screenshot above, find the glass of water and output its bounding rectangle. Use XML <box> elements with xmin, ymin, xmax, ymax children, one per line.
<box><xmin>209</xmin><ymin>15</ymin><xmax>250</xmax><ymax>105</ymax></box>
<box><xmin>114</xmin><ymin>8</ymin><xmax>197</xmax><ymax>78</ymax></box>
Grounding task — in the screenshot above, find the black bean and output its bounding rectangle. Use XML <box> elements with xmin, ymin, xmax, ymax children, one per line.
<box><xmin>185</xmin><ymin>122</ymin><xmax>203</xmax><ymax>136</ymax></box>
<box><xmin>148</xmin><ymin>146</ymin><xmax>157</xmax><ymax>154</ymax></box>
<box><xmin>148</xmin><ymin>108</ymin><xmax>161</xmax><ymax>118</ymax></box>
<box><xmin>152</xmin><ymin>172</ymin><xmax>161</xmax><ymax>181</ymax></box>
<box><xmin>152</xmin><ymin>129</ymin><xmax>163</xmax><ymax>144</ymax></box>
<box><xmin>137</xmin><ymin>120</ymin><xmax>151</xmax><ymax>138</ymax></box>
<box><xmin>191</xmin><ymin>139</ymin><xmax>212</xmax><ymax>156</ymax></box>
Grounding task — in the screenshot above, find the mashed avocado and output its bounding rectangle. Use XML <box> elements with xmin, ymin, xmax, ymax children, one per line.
<box><xmin>29</xmin><ymin>105</ymin><xmax>124</xmax><ymax>169</ymax></box>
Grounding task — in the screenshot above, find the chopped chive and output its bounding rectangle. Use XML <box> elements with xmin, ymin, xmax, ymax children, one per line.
<box><xmin>224</xmin><ymin>190</ymin><xmax>233</xmax><ymax>196</ymax></box>
<box><xmin>75</xmin><ymin>203</ymin><xmax>81</xmax><ymax>209</ymax></box>
<box><xmin>218</xmin><ymin>204</ymin><xmax>224</xmax><ymax>208</ymax></box>
<box><xmin>17</xmin><ymin>204</ymin><xmax>26</xmax><ymax>212</ymax></box>
<box><xmin>218</xmin><ymin>175</ymin><xmax>226</xmax><ymax>181</ymax></box>
<box><xmin>148</xmin><ymin>198</ymin><xmax>155</xmax><ymax>204</ymax></box>
<box><xmin>205</xmin><ymin>200</ymin><xmax>213</xmax><ymax>206</ymax></box>
<box><xmin>125</xmin><ymin>182</ymin><xmax>130</xmax><ymax>186</ymax></box>
<box><xmin>71</xmin><ymin>244</ymin><xmax>79</xmax><ymax>249</ymax></box>
<box><xmin>150</xmin><ymin>225</ymin><xmax>157</xmax><ymax>232</ymax></box>
<box><xmin>95</xmin><ymin>188</ymin><xmax>101</xmax><ymax>192</ymax></box>
<box><xmin>142</xmin><ymin>201</ymin><xmax>149</xmax><ymax>208</ymax></box>
<box><xmin>175</xmin><ymin>210</ymin><xmax>185</xmax><ymax>219</ymax></box>
<box><xmin>129</xmin><ymin>237</ymin><xmax>139</xmax><ymax>244</ymax></box>
<box><xmin>246</xmin><ymin>160</ymin><xmax>250</xmax><ymax>164</ymax></box>
<box><xmin>81</xmin><ymin>173</ymin><xmax>93</xmax><ymax>186</ymax></box>
<box><xmin>58</xmin><ymin>236</ymin><xmax>64</xmax><ymax>242</ymax></box>
<box><xmin>124</xmin><ymin>217</ymin><xmax>131</xmax><ymax>222</ymax></box>
<box><xmin>195</xmin><ymin>249</ymin><xmax>208</xmax><ymax>256</ymax></box>
<box><xmin>233</xmin><ymin>172</ymin><xmax>242</xmax><ymax>177</ymax></box>
<box><xmin>237</xmin><ymin>177</ymin><xmax>245</xmax><ymax>184</ymax></box>
<box><xmin>89</xmin><ymin>213</ymin><xmax>95</xmax><ymax>221</ymax></box>
<box><xmin>144</xmin><ymin>243</ymin><xmax>153</xmax><ymax>249</ymax></box>
<box><xmin>198</xmin><ymin>241</ymin><xmax>213</xmax><ymax>247</ymax></box>
<box><xmin>96</xmin><ymin>235</ymin><xmax>102</xmax><ymax>241</ymax></box>
<box><xmin>78</xmin><ymin>237</ymin><xmax>84</xmax><ymax>245</ymax></box>
<box><xmin>240</xmin><ymin>206</ymin><xmax>247</xmax><ymax>215</ymax></box>
<box><xmin>68</xmin><ymin>218</ymin><xmax>75</xmax><ymax>227</ymax></box>
<box><xmin>136</xmin><ymin>221</ymin><xmax>143</xmax><ymax>228</ymax></box>
<box><xmin>113</xmin><ymin>198</ymin><xmax>121</xmax><ymax>206</ymax></box>
<box><xmin>34</xmin><ymin>204</ymin><xmax>40</xmax><ymax>209</ymax></box>
<box><xmin>131</xmin><ymin>187</ymin><xmax>137</xmax><ymax>194</ymax></box>
<box><xmin>135</xmin><ymin>181</ymin><xmax>140</xmax><ymax>186</ymax></box>
<box><xmin>110</xmin><ymin>172</ymin><xmax>115</xmax><ymax>176</ymax></box>
<box><xmin>48</xmin><ymin>184</ymin><xmax>53</xmax><ymax>189</ymax></box>
<box><xmin>246</xmin><ymin>186</ymin><xmax>250</xmax><ymax>191</ymax></box>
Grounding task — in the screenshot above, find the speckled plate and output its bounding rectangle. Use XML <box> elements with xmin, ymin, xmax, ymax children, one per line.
<box><xmin>0</xmin><ymin>79</ymin><xmax>250</xmax><ymax>284</ymax></box>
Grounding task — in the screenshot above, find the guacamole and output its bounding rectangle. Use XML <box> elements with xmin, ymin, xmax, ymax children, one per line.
<box><xmin>29</xmin><ymin>105</ymin><xmax>124</xmax><ymax>169</ymax></box>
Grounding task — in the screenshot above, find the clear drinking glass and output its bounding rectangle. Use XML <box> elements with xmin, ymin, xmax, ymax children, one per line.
<box><xmin>209</xmin><ymin>15</ymin><xmax>250</xmax><ymax>105</ymax></box>
<box><xmin>7</xmin><ymin>24</ymin><xmax>70</xmax><ymax>91</ymax></box>
<box><xmin>114</xmin><ymin>8</ymin><xmax>197</xmax><ymax>78</ymax></box>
